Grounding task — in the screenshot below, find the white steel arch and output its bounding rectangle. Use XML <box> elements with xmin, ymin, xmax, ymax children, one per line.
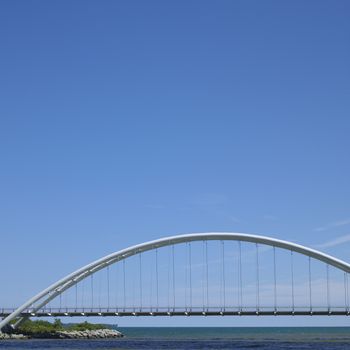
<box><xmin>1</xmin><ymin>232</ymin><xmax>350</xmax><ymax>331</ymax></box>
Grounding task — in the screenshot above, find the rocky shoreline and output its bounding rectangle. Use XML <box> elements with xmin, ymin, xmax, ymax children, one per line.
<box><xmin>0</xmin><ymin>328</ymin><xmax>123</xmax><ymax>340</ymax></box>
<box><xmin>0</xmin><ymin>332</ymin><xmax>28</xmax><ymax>340</ymax></box>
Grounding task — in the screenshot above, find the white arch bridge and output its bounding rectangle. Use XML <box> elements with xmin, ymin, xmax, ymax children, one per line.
<box><xmin>1</xmin><ymin>232</ymin><xmax>350</xmax><ymax>331</ymax></box>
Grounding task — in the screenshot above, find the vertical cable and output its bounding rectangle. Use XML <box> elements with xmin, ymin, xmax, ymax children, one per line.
<box><xmin>172</xmin><ymin>245</ymin><xmax>175</xmax><ymax>310</ymax></box>
<box><xmin>47</xmin><ymin>297</ymin><xmax>50</xmax><ymax>313</ymax></box>
<box><xmin>81</xmin><ymin>277</ymin><xmax>85</xmax><ymax>310</ymax></box>
<box><xmin>98</xmin><ymin>271</ymin><xmax>102</xmax><ymax>310</ymax></box>
<box><xmin>123</xmin><ymin>259</ymin><xmax>126</xmax><ymax>311</ymax></box>
<box><xmin>115</xmin><ymin>264</ymin><xmax>118</xmax><ymax>311</ymax></box>
<box><xmin>238</xmin><ymin>241</ymin><xmax>243</xmax><ymax>311</ymax></box>
<box><xmin>219</xmin><ymin>242</ymin><xmax>222</xmax><ymax>308</ymax></box>
<box><xmin>189</xmin><ymin>243</ymin><xmax>192</xmax><ymax>311</ymax></box>
<box><xmin>344</xmin><ymin>272</ymin><xmax>349</xmax><ymax>312</ymax></box>
<box><xmin>75</xmin><ymin>283</ymin><xmax>78</xmax><ymax>311</ymax></box>
<box><xmin>185</xmin><ymin>244</ymin><xmax>188</xmax><ymax>311</ymax></box>
<box><xmin>256</xmin><ymin>243</ymin><xmax>260</xmax><ymax>311</ymax></box>
<box><xmin>167</xmin><ymin>246</ymin><xmax>170</xmax><ymax>311</ymax></box>
<box><xmin>348</xmin><ymin>273</ymin><xmax>350</xmax><ymax>313</ymax></box>
<box><xmin>291</xmin><ymin>251</ymin><xmax>295</xmax><ymax>312</ymax></box>
<box><xmin>344</xmin><ymin>273</ymin><xmax>347</xmax><ymax>312</ymax></box>
<box><xmin>107</xmin><ymin>266</ymin><xmax>110</xmax><ymax>310</ymax></box>
<box><xmin>347</xmin><ymin>273</ymin><xmax>350</xmax><ymax>313</ymax></box>
<box><xmin>139</xmin><ymin>253</ymin><xmax>142</xmax><ymax>311</ymax></box>
<box><xmin>59</xmin><ymin>293</ymin><xmax>62</xmax><ymax>311</ymax></box>
<box><xmin>273</xmin><ymin>246</ymin><xmax>277</xmax><ymax>311</ymax></box>
<box><xmin>91</xmin><ymin>274</ymin><xmax>94</xmax><ymax>311</ymax></box>
<box><xmin>205</xmin><ymin>241</ymin><xmax>209</xmax><ymax>310</ymax></box>
<box><xmin>202</xmin><ymin>241</ymin><xmax>205</xmax><ymax>311</ymax></box>
<box><xmin>308</xmin><ymin>257</ymin><xmax>312</xmax><ymax>312</ymax></box>
<box><xmin>64</xmin><ymin>287</ymin><xmax>67</xmax><ymax>311</ymax></box>
<box><xmin>222</xmin><ymin>241</ymin><xmax>226</xmax><ymax>311</ymax></box>
<box><xmin>345</xmin><ymin>273</ymin><xmax>349</xmax><ymax>312</ymax></box>
<box><xmin>156</xmin><ymin>248</ymin><xmax>159</xmax><ymax>311</ymax></box>
<box><xmin>326</xmin><ymin>264</ymin><xmax>330</xmax><ymax>311</ymax></box>
<box><xmin>132</xmin><ymin>271</ymin><xmax>135</xmax><ymax>310</ymax></box>
<box><xmin>150</xmin><ymin>253</ymin><xmax>153</xmax><ymax>311</ymax></box>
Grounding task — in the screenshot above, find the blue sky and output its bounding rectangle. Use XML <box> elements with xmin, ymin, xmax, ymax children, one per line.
<box><xmin>1</xmin><ymin>0</ymin><xmax>350</xmax><ymax>326</ymax></box>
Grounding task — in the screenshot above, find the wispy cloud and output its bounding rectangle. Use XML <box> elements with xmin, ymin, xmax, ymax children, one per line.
<box><xmin>314</xmin><ymin>218</ymin><xmax>350</xmax><ymax>232</ymax></box>
<box><xmin>228</xmin><ymin>215</ymin><xmax>240</xmax><ymax>223</ymax></box>
<box><xmin>314</xmin><ymin>233</ymin><xmax>350</xmax><ymax>249</ymax></box>
<box><xmin>192</xmin><ymin>193</ymin><xmax>228</xmax><ymax>207</ymax></box>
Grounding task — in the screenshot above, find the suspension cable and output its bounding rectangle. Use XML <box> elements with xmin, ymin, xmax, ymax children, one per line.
<box><xmin>348</xmin><ymin>273</ymin><xmax>350</xmax><ymax>313</ymax></box>
<box><xmin>47</xmin><ymin>296</ymin><xmax>51</xmax><ymax>312</ymax></box>
<box><xmin>98</xmin><ymin>270</ymin><xmax>102</xmax><ymax>310</ymax></box>
<box><xmin>64</xmin><ymin>286</ymin><xmax>67</xmax><ymax>311</ymax></box>
<box><xmin>107</xmin><ymin>265</ymin><xmax>110</xmax><ymax>311</ymax></box>
<box><xmin>222</xmin><ymin>240</ymin><xmax>226</xmax><ymax>311</ymax></box>
<box><xmin>172</xmin><ymin>245</ymin><xmax>175</xmax><ymax>311</ymax></box>
<box><xmin>115</xmin><ymin>263</ymin><xmax>118</xmax><ymax>311</ymax></box>
<box><xmin>326</xmin><ymin>264</ymin><xmax>330</xmax><ymax>311</ymax></box>
<box><xmin>238</xmin><ymin>241</ymin><xmax>243</xmax><ymax>311</ymax></box>
<box><xmin>123</xmin><ymin>259</ymin><xmax>126</xmax><ymax>311</ymax></box>
<box><xmin>202</xmin><ymin>241</ymin><xmax>205</xmax><ymax>311</ymax></box>
<box><xmin>185</xmin><ymin>244</ymin><xmax>188</xmax><ymax>311</ymax></box>
<box><xmin>156</xmin><ymin>248</ymin><xmax>159</xmax><ymax>311</ymax></box>
<box><xmin>167</xmin><ymin>246</ymin><xmax>171</xmax><ymax>311</ymax></box>
<box><xmin>291</xmin><ymin>251</ymin><xmax>294</xmax><ymax>312</ymax></box>
<box><xmin>205</xmin><ymin>240</ymin><xmax>209</xmax><ymax>310</ymax></box>
<box><xmin>273</xmin><ymin>246</ymin><xmax>277</xmax><ymax>311</ymax></box>
<box><xmin>345</xmin><ymin>273</ymin><xmax>349</xmax><ymax>312</ymax></box>
<box><xmin>139</xmin><ymin>253</ymin><xmax>142</xmax><ymax>311</ymax></box>
<box><xmin>75</xmin><ymin>283</ymin><xmax>78</xmax><ymax>311</ymax></box>
<box><xmin>256</xmin><ymin>243</ymin><xmax>260</xmax><ymax>311</ymax></box>
<box><xmin>189</xmin><ymin>243</ymin><xmax>192</xmax><ymax>311</ymax></box>
<box><xmin>150</xmin><ymin>252</ymin><xmax>153</xmax><ymax>311</ymax></box>
<box><xmin>132</xmin><ymin>268</ymin><xmax>135</xmax><ymax>310</ymax></box>
<box><xmin>81</xmin><ymin>277</ymin><xmax>85</xmax><ymax>310</ymax></box>
<box><xmin>308</xmin><ymin>257</ymin><xmax>312</xmax><ymax>312</ymax></box>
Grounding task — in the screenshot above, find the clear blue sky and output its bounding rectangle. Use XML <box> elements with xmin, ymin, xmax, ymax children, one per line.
<box><xmin>1</xmin><ymin>0</ymin><xmax>350</xmax><ymax>326</ymax></box>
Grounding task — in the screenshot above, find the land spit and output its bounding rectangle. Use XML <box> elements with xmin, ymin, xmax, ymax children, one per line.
<box><xmin>0</xmin><ymin>332</ymin><xmax>27</xmax><ymax>340</ymax></box>
<box><xmin>0</xmin><ymin>328</ymin><xmax>123</xmax><ymax>340</ymax></box>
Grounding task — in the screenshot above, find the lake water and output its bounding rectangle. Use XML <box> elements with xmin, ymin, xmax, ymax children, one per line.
<box><xmin>1</xmin><ymin>327</ymin><xmax>350</xmax><ymax>349</ymax></box>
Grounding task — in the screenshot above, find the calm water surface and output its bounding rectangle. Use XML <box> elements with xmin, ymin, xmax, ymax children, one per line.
<box><xmin>1</xmin><ymin>327</ymin><xmax>350</xmax><ymax>349</ymax></box>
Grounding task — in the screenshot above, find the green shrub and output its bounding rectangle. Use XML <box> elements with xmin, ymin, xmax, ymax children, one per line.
<box><xmin>17</xmin><ymin>319</ymin><xmax>107</xmax><ymax>334</ymax></box>
<box><xmin>66</xmin><ymin>321</ymin><xmax>108</xmax><ymax>331</ymax></box>
<box><xmin>18</xmin><ymin>319</ymin><xmax>64</xmax><ymax>334</ymax></box>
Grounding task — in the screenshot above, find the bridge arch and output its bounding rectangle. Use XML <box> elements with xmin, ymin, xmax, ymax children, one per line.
<box><xmin>1</xmin><ymin>232</ymin><xmax>350</xmax><ymax>331</ymax></box>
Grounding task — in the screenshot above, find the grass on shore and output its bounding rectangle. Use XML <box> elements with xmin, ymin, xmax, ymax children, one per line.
<box><xmin>16</xmin><ymin>319</ymin><xmax>109</xmax><ymax>334</ymax></box>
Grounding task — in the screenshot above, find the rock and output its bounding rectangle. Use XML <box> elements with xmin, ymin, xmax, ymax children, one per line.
<box><xmin>1</xmin><ymin>328</ymin><xmax>123</xmax><ymax>340</ymax></box>
<box><xmin>55</xmin><ymin>328</ymin><xmax>123</xmax><ymax>339</ymax></box>
<box><xmin>0</xmin><ymin>332</ymin><xmax>27</xmax><ymax>340</ymax></box>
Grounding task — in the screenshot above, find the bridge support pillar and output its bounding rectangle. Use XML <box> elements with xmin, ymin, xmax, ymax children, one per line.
<box><xmin>0</xmin><ymin>323</ymin><xmax>15</xmax><ymax>334</ymax></box>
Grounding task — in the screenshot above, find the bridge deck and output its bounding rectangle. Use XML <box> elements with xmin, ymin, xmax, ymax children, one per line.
<box><xmin>1</xmin><ymin>310</ymin><xmax>349</xmax><ymax>317</ymax></box>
